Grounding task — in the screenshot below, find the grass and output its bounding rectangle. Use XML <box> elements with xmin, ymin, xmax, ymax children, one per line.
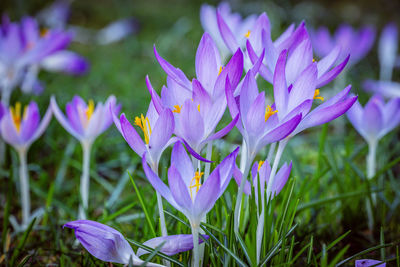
<box><xmin>1</xmin><ymin>0</ymin><xmax>400</xmax><ymax>266</ymax></box>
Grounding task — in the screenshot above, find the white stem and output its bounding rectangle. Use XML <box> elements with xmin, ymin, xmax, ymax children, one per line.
<box><xmin>256</xmin><ymin>208</ymin><xmax>264</xmax><ymax>264</ymax></box>
<box><xmin>234</xmin><ymin>143</ymin><xmax>253</xmax><ymax>234</ymax></box>
<box><xmin>366</xmin><ymin>140</ymin><xmax>378</xmax><ymax>232</ymax></box>
<box><xmin>240</xmin><ymin>139</ymin><xmax>247</xmax><ymax>173</ymax></box>
<box><xmin>266</xmin><ymin>139</ymin><xmax>288</xmax><ymax>200</ymax></box>
<box><xmin>1</xmin><ymin>82</ymin><xmax>12</xmax><ymax>106</ymax></box>
<box><xmin>191</xmin><ymin>224</ymin><xmax>200</xmax><ymax>267</ymax></box>
<box><xmin>267</xmin><ymin>142</ymin><xmax>276</xmax><ymax>163</ymax></box>
<box><xmin>18</xmin><ymin>148</ymin><xmax>30</xmax><ymax>227</ymax></box>
<box><xmin>79</xmin><ymin>141</ymin><xmax>92</xmax><ymax>220</ymax></box>
<box><xmin>367</xmin><ymin>140</ymin><xmax>377</xmax><ymax>179</ymax></box>
<box><xmin>203</xmin><ymin>141</ymin><xmax>213</xmax><ymax>179</ymax></box>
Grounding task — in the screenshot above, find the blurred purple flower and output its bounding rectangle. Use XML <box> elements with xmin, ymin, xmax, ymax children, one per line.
<box><xmin>311</xmin><ymin>24</ymin><xmax>376</xmax><ymax>66</ymax></box>
<box><xmin>378</xmin><ymin>23</ymin><xmax>398</xmax><ymax>81</ymax></box>
<box><xmin>355</xmin><ymin>259</ymin><xmax>386</xmax><ymax>267</ymax></box>
<box><xmin>142</xmin><ymin>141</ymin><xmax>238</xmax><ymax>226</ymax></box>
<box><xmin>246</xmin><ymin>15</ymin><xmax>349</xmax><ymax>88</ymax></box>
<box><xmin>51</xmin><ymin>95</ymin><xmax>119</xmax><ymax>145</ymax></box>
<box><xmin>347</xmin><ymin>94</ymin><xmax>400</xmax><ymax>144</ymax></box>
<box><xmin>233</xmin><ymin>159</ymin><xmax>292</xmax><ymax>200</ymax></box>
<box><xmin>200</xmin><ymin>2</ymin><xmax>257</xmax><ymax>60</ymax></box>
<box><xmin>364</xmin><ymin>80</ymin><xmax>400</xmax><ymax>98</ymax></box>
<box><xmin>0</xmin><ymin>101</ymin><xmax>52</xmax><ymax>151</ymax></box>
<box><xmin>112</xmin><ymin>100</ymin><xmax>175</xmax><ymax>169</ymax></box>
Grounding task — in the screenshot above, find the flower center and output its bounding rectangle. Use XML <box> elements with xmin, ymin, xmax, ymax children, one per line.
<box><xmin>265</xmin><ymin>105</ymin><xmax>278</xmax><ymax>122</ymax></box>
<box><xmin>313</xmin><ymin>89</ymin><xmax>324</xmax><ymax>101</ymax></box>
<box><xmin>189</xmin><ymin>171</ymin><xmax>204</xmax><ymax>199</ymax></box>
<box><xmin>172</xmin><ymin>105</ymin><xmax>181</xmax><ymax>113</ymax></box>
<box><xmin>85</xmin><ymin>100</ymin><xmax>95</xmax><ymax>120</ymax></box>
<box><xmin>257</xmin><ymin>160</ymin><xmax>265</xmax><ymax>172</ymax></box>
<box><xmin>218</xmin><ymin>66</ymin><xmax>225</xmax><ymax>76</ymax></box>
<box><xmin>134</xmin><ymin>114</ymin><xmax>152</xmax><ymax>144</ymax></box>
<box><xmin>245</xmin><ymin>30</ymin><xmax>251</xmax><ymax>38</ymax></box>
<box><xmin>10</xmin><ymin>102</ymin><xmax>27</xmax><ymax>133</ymax></box>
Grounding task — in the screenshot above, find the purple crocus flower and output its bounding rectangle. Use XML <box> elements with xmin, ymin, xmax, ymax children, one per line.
<box><xmin>0</xmin><ymin>16</ymin><xmax>75</xmax><ymax>102</ymax></box>
<box><xmin>378</xmin><ymin>23</ymin><xmax>398</xmax><ymax>81</ymax></box>
<box><xmin>152</xmin><ymin>33</ymin><xmax>244</xmax><ymax>154</ymax></box>
<box><xmin>112</xmin><ymin>100</ymin><xmax>175</xmax><ymax>170</ymax></box>
<box><xmin>355</xmin><ymin>259</ymin><xmax>386</xmax><ymax>267</ymax></box>
<box><xmin>311</xmin><ymin>24</ymin><xmax>376</xmax><ymax>66</ymax></box>
<box><xmin>64</xmin><ymin>220</ymin><xmax>207</xmax><ymax>265</ymax></box>
<box><xmin>0</xmin><ymin>101</ymin><xmax>52</xmax><ymax>228</ymax></box>
<box><xmin>233</xmin><ymin>160</ymin><xmax>292</xmax><ymax>200</ymax></box>
<box><xmin>246</xmin><ymin>15</ymin><xmax>349</xmax><ymax>88</ymax></box>
<box><xmin>0</xmin><ymin>101</ymin><xmax>52</xmax><ymax>151</ymax></box>
<box><xmin>51</xmin><ymin>95</ymin><xmax>119</xmax><ymax>145</ymax></box>
<box><xmin>200</xmin><ymin>2</ymin><xmax>257</xmax><ymax>61</ymax></box>
<box><xmin>142</xmin><ymin>141</ymin><xmax>238</xmax><ymax>227</ymax></box>
<box><xmin>225</xmin><ymin>69</ymin><xmax>302</xmax><ymax>162</ymax></box>
<box><xmin>347</xmin><ymin>95</ymin><xmax>400</xmax><ymax>144</ymax></box>
<box><xmin>271</xmin><ymin>50</ymin><xmax>358</xmax><ymax>137</ymax></box>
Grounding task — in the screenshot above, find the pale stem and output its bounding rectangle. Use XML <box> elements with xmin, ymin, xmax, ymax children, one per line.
<box><xmin>267</xmin><ymin>142</ymin><xmax>276</xmax><ymax>163</ymax></box>
<box><xmin>1</xmin><ymin>82</ymin><xmax>12</xmax><ymax>106</ymax></box>
<box><xmin>239</xmin><ymin>139</ymin><xmax>247</xmax><ymax>173</ymax></box>
<box><xmin>366</xmin><ymin>139</ymin><xmax>378</xmax><ymax>232</ymax></box>
<box><xmin>18</xmin><ymin>147</ymin><xmax>30</xmax><ymax>228</ymax></box>
<box><xmin>79</xmin><ymin>141</ymin><xmax>92</xmax><ymax>220</ymax></box>
<box><xmin>266</xmin><ymin>139</ymin><xmax>288</xmax><ymax>199</ymax></box>
<box><xmin>256</xmin><ymin>208</ymin><xmax>265</xmax><ymax>264</ymax></box>
<box><xmin>379</xmin><ymin>64</ymin><xmax>392</xmax><ymax>81</ymax></box>
<box><xmin>234</xmin><ymin>141</ymin><xmax>253</xmax><ymax>234</ymax></box>
<box><xmin>151</xmin><ymin>164</ymin><xmax>168</xmax><ymax>237</ymax></box>
<box><xmin>191</xmin><ymin>224</ymin><xmax>200</xmax><ymax>267</ymax></box>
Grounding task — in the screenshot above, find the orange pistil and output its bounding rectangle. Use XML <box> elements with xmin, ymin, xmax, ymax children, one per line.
<box><xmin>265</xmin><ymin>105</ymin><xmax>278</xmax><ymax>122</ymax></box>
<box><xmin>313</xmin><ymin>89</ymin><xmax>324</xmax><ymax>101</ymax></box>
<box><xmin>189</xmin><ymin>171</ymin><xmax>204</xmax><ymax>199</ymax></box>
<box><xmin>134</xmin><ymin>114</ymin><xmax>152</xmax><ymax>144</ymax></box>
<box><xmin>245</xmin><ymin>30</ymin><xmax>251</xmax><ymax>38</ymax></box>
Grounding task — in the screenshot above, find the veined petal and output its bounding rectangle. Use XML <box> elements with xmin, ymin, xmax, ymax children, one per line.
<box><xmin>193</xmin><ymin>169</ymin><xmax>220</xmax><ymax>220</ymax></box>
<box><xmin>317</xmin><ymin>45</ymin><xmax>341</xmax><ymax>76</ymax></box>
<box><xmin>20</xmin><ymin>102</ymin><xmax>40</xmax><ymax>143</ymax></box>
<box><xmin>270</xmin><ymin>162</ymin><xmax>292</xmax><ymax>198</ymax></box>
<box><xmin>168</xmin><ymin>165</ymin><xmax>193</xmax><ymax>211</ymax></box>
<box><xmin>29</xmin><ymin>104</ymin><xmax>52</xmax><ymax>145</ymax></box>
<box><xmin>245</xmin><ymin>92</ymin><xmax>265</xmax><ymax>135</ymax></box>
<box><xmin>285</xmin><ymin>39</ymin><xmax>313</xmax><ymax>85</ymax></box>
<box><xmin>146</xmin><ymin>76</ymin><xmax>164</xmax><ymax>115</ymax></box>
<box><xmin>120</xmin><ymin>114</ymin><xmax>146</xmax><ymax>156</ymax></box>
<box><xmin>317</xmin><ymin>55</ymin><xmax>349</xmax><ymax>88</ymax></box>
<box><xmin>233</xmin><ymin>165</ymin><xmax>251</xmax><ymax>195</ymax></box>
<box><xmin>204</xmin><ymin>114</ymin><xmax>239</xmax><ymax>142</ymax></box>
<box><xmin>362</xmin><ymin>96</ymin><xmax>384</xmax><ymax>140</ymax></box>
<box><xmin>137</xmin><ymin>234</ymin><xmax>208</xmax><ymax>257</ymax></box>
<box><xmin>355</xmin><ymin>259</ymin><xmax>386</xmax><ymax>267</ymax></box>
<box><xmin>51</xmin><ymin>96</ymin><xmax>82</xmax><ymax>141</ymax></box>
<box><xmin>1</xmin><ymin>113</ymin><xmax>21</xmax><ymax>147</ymax></box>
<box><xmin>180</xmin><ymin>100</ymin><xmax>204</xmax><ymax>149</ymax></box>
<box><xmin>41</xmin><ymin>51</ymin><xmax>88</xmax><ymax>75</ymax></box>
<box><xmin>287</xmin><ymin>63</ymin><xmax>317</xmax><ymax>112</ymax></box>
<box><xmin>260</xmin><ymin>114</ymin><xmax>301</xmax><ymax>145</ymax></box>
<box><xmin>273</xmin><ymin>50</ymin><xmax>289</xmax><ymax>117</ymax></box>
<box><xmin>149</xmin><ymin>108</ymin><xmax>174</xmax><ymax>162</ymax></box>
<box><xmin>171</xmin><ymin>141</ymin><xmax>195</xmax><ymax>187</ymax></box>
<box><xmin>239</xmin><ymin>70</ymin><xmax>259</xmax><ymax>117</ymax></box>
<box><xmin>216</xmin><ymin>9</ymin><xmax>239</xmax><ymax>53</ymax></box>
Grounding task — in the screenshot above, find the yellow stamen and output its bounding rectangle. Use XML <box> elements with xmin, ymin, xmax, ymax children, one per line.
<box><xmin>172</xmin><ymin>105</ymin><xmax>181</xmax><ymax>113</ymax></box>
<box><xmin>197</xmin><ymin>104</ymin><xmax>200</xmax><ymax>112</ymax></box>
<box><xmin>134</xmin><ymin>114</ymin><xmax>152</xmax><ymax>144</ymax></box>
<box><xmin>189</xmin><ymin>171</ymin><xmax>204</xmax><ymax>199</ymax></box>
<box><xmin>313</xmin><ymin>89</ymin><xmax>324</xmax><ymax>101</ymax></box>
<box><xmin>40</xmin><ymin>28</ymin><xmax>49</xmax><ymax>37</ymax></box>
<box><xmin>257</xmin><ymin>161</ymin><xmax>265</xmax><ymax>172</ymax></box>
<box><xmin>85</xmin><ymin>100</ymin><xmax>95</xmax><ymax>120</ymax></box>
<box><xmin>218</xmin><ymin>66</ymin><xmax>224</xmax><ymax>76</ymax></box>
<box><xmin>10</xmin><ymin>102</ymin><xmax>28</xmax><ymax>133</ymax></box>
<box><xmin>245</xmin><ymin>30</ymin><xmax>251</xmax><ymax>38</ymax></box>
<box><xmin>312</xmin><ymin>58</ymin><xmax>316</xmax><ymax>63</ymax></box>
<box><xmin>265</xmin><ymin>105</ymin><xmax>278</xmax><ymax>122</ymax></box>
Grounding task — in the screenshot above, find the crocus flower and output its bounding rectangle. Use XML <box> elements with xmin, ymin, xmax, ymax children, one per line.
<box><xmin>245</xmin><ymin>14</ymin><xmax>349</xmax><ymax>88</ymax></box>
<box><xmin>355</xmin><ymin>259</ymin><xmax>386</xmax><ymax>267</ymax></box>
<box><xmin>0</xmin><ymin>101</ymin><xmax>52</xmax><ymax>228</ymax></box>
<box><xmin>142</xmin><ymin>141</ymin><xmax>238</xmax><ymax>267</ymax></box>
<box><xmin>311</xmin><ymin>24</ymin><xmax>375</xmax><ymax>66</ymax></box>
<box><xmin>153</xmin><ymin>33</ymin><xmax>244</xmax><ymax>154</ymax></box>
<box><xmin>378</xmin><ymin>23</ymin><xmax>398</xmax><ymax>81</ymax></box>
<box><xmin>19</xmin><ymin>17</ymin><xmax>88</xmax><ymax>94</ymax></box>
<box><xmin>347</xmin><ymin>95</ymin><xmax>400</xmax><ymax>145</ymax></box>
<box><xmin>52</xmin><ymin>95</ymin><xmax>120</xmax><ymax>219</ymax></box>
<box><xmin>113</xmin><ymin>100</ymin><xmax>175</xmax><ymax>170</ymax></box>
<box><xmin>0</xmin><ymin>16</ymin><xmax>75</xmax><ymax>103</ymax></box>
<box><xmin>51</xmin><ymin>95</ymin><xmax>119</xmax><ymax>145</ymax></box>
<box><xmin>200</xmin><ymin>2</ymin><xmax>257</xmax><ymax>61</ymax></box>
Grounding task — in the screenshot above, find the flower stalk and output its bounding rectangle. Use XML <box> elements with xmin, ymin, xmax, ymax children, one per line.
<box><xmin>79</xmin><ymin>141</ymin><xmax>92</xmax><ymax>220</ymax></box>
<box><xmin>18</xmin><ymin>147</ymin><xmax>30</xmax><ymax>227</ymax></box>
<box><xmin>191</xmin><ymin>223</ymin><xmax>200</xmax><ymax>267</ymax></box>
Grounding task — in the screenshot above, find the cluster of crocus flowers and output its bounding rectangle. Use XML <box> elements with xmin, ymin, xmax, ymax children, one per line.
<box><xmin>0</xmin><ymin>101</ymin><xmax>52</xmax><ymax>229</ymax></box>
<box><xmin>51</xmin><ymin>95</ymin><xmax>120</xmax><ymax>219</ymax></box>
<box><xmin>0</xmin><ymin>15</ymin><xmax>87</xmax><ymax>105</ymax></box>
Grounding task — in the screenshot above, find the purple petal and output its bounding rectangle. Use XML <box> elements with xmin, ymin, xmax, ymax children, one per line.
<box><xmin>171</xmin><ymin>141</ymin><xmax>195</xmax><ymax>187</ymax></box>
<box><xmin>168</xmin><ymin>164</ymin><xmax>193</xmax><ymax>211</ymax></box>
<box><xmin>41</xmin><ymin>51</ymin><xmax>89</xmax><ymax>75</ymax></box>
<box><xmin>120</xmin><ymin>114</ymin><xmax>146</xmax><ymax>156</ymax></box>
<box><xmin>19</xmin><ymin>102</ymin><xmax>40</xmax><ymax>143</ymax></box>
<box><xmin>355</xmin><ymin>259</ymin><xmax>386</xmax><ymax>267</ymax></box>
<box><xmin>179</xmin><ymin>138</ymin><xmax>212</xmax><ymax>163</ymax></box>
<box><xmin>270</xmin><ymin>162</ymin><xmax>292</xmax><ymax>198</ymax></box>
<box><xmin>245</xmin><ymin>92</ymin><xmax>265</xmax><ymax>135</ymax></box>
<box><xmin>204</xmin><ymin>114</ymin><xmax>239</xmax><ymax>142</ymax></box>
<box><xmin>63</xmin><ymin>220</ymin><xmax>135</xmax><ymax>264</ymax></box>
<box><xmin>273</xmin><ymin>50</ymin><xmax>289</xmax><ymax>116</ymax></box>
<box><xmin>216</xmin><ymin>9</ymin><xmax>239</xmax><ymax>53</ymax></box>
<box><xmin>317</xmin><ymin>55</ymin><xmax>349</xmax><ymax>88</ymax></box>
<box><xmin>239</xmin><ymin>70</ymin><xmax>259</xmax><ymax>117</ymax></box>
<box><xmin>362</xmin><ymin>96</ymin><xmax>384</xmax><ymax>140</ymax></box>
<box><xmin>363</xmin><ymin>80</ymin><xmax>400</xmax><ymax>98</ymax></box>
<box><xmin>233</xmin><ymin>165</ymin><xmax>251</xmax><ymax>195</ymax></box>
<box><xmin>29</xmin><ymin>103</ymin><xmax>52</xmax><ymax>144</ymax></box>
<box><xmin>317</xmin><ymin>45</ymin><xmax>341</xmax><ymax>76</ymax></box>
<box><xmin>287</xmin><ymin>63</ymin><xmax>317</xmax><ymax>112</ymax></box>
<box><xmin>260</xmin><ymin>114</ymin><xmax>302</xmax><ymax>145</ymax></box>
<box><xmin>137</xmin><ymin>234</ymin><xmax>209</xmax><ymax>257</ymax></box>
<box><xmin>285</xmin><ymin>39</ymin><xmax>313</xmax><ymax>85</ymax></box>
<box><xmin>180</xmin><ymin>100</ymin><xmax>204</xmax><ymax>149</ymax></box>
<box><xmin>1</xmin><ymin>113</ymin><xmax>21</xmax><ymax>147</ymax></box>
<box><xmin>51</xmin><ymin>96</ymin><xmax>82</xmax><ymax>140</ymax></box>
<box><xmin>193</xmin><ymin>169</ymin><xmax>220</xmax><ymax>219</ymax></box>
<box><xmin>196</xmin><ymin>33</ymin><xmax>221</xmax><ymax>93</ymax></box>
<box><xmin>146</xmin><ymin>76</ymin><xmax>164</xmax><ymax>115</ymax></box>
<box><xmin>149</xmin><ymin>108</ymin><xmax>174</xmax><ymax>163</ymax></box>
